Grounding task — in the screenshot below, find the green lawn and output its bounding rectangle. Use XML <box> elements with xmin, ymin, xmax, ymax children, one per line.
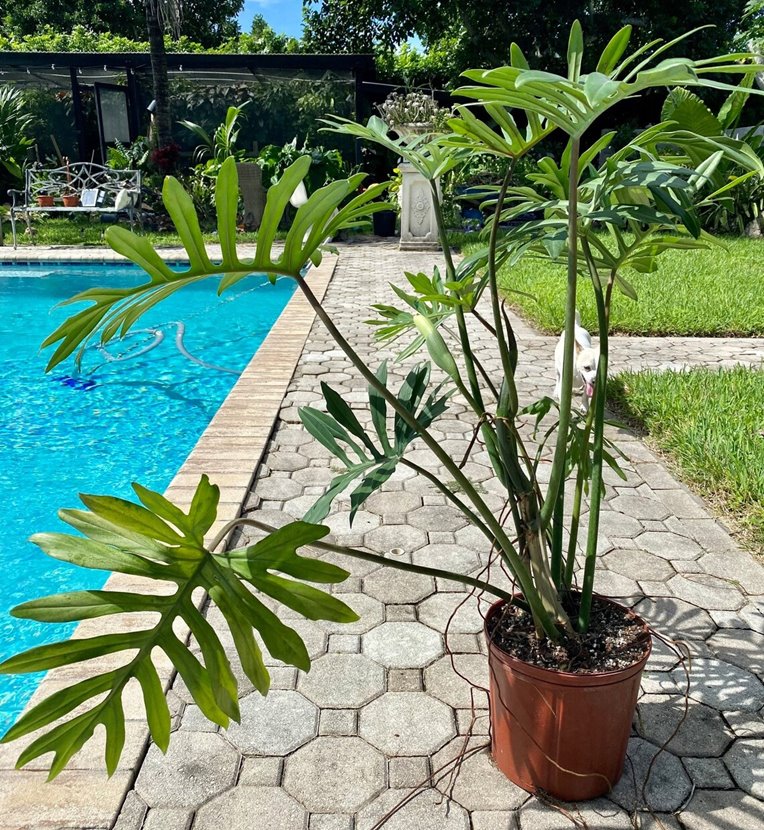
<box><xmin>461</xmin><ymin>236</ymin><xmax>764</xmax><ymax>336</ymax></box>
<box><xmin>4</xmin><ymin>216</ymin><xmax>262</xmax><ymax>248</ymax></box>
<box><xmin>608</xmin><ymin>367</ymin><xmax>764</xmax><ymax>551</ymax></box>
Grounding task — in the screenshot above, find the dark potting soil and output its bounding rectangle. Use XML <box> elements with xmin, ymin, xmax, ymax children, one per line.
<box><xmin>487</xmin><ymin>595</ymin><xmax>651</xmax><ymax>674</ymax></box>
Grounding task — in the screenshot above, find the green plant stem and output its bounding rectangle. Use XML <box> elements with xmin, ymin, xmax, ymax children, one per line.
<box><xmin>540</xmin><ymin>136</ymin><xmax>580</xmax><ymax>528</ymax></box>
<box><xmin>213</xmin><ymin>517</ymin><xmax>516</xmax><ymax>604</ymax></box>
<box><xmin>563</xmin><ymin>405</ymin><xmax>594</xmax><ymax>590</ymax></box>
<box><xmin>294</xmin><ymin>273</ymin><xmax>560</xmax><ymax>639</ymax></box>
<box><xmin>577</xmin><ymin>242</ymin><xmax>610</xmax><ymax>632</ymax></box>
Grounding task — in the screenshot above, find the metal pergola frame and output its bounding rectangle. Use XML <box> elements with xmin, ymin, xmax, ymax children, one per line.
<box><xmin>0</xmin><ymin>51</ymin><xmax>376</xmax><ymax>161</ymax></box>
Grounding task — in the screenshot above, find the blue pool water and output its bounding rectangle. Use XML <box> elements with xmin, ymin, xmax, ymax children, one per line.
<box><xmin>0</xmin><ymin>262</ymin><xmax>295</xmax><ymax>731</ymax></box>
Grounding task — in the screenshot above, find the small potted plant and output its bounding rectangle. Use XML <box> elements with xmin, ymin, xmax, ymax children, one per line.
<box><xmin>61</xmin><ymin>158</ymin><xmax>80</xmax><ymax>207</ymax></box>
<box><xmin>35</xmin><ymin>188</ymin><xmax>54</xmax><ymax>208</ymax></box>
<box><xmin>1</xmin><ymin>23</ymin><xmax>760</xmax><ymax>804</ymax></box>
<box><xmin>377</xmin><ymin>90</ymin><xmax>451</xmax><ymax>141</ymax></box>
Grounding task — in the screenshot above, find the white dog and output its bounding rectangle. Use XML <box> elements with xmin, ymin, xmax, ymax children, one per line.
<box><xmin>553</xmin><ymin>311</ymin><xmax>599</xmax><ymax>413</ymax></box>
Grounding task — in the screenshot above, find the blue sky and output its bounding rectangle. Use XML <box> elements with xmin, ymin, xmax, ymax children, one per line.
<box><xmin>238</xmin><ymin>0</ymin><xmax>305</xmax><ymax>37</ymax></box>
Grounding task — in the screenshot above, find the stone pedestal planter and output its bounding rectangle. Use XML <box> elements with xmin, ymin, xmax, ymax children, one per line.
<box><xmin>399</xmin><ymin>162</ymin><xmax>440</xmax><ymax>251</ymax></box>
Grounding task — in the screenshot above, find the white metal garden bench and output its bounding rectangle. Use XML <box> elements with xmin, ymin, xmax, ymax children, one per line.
<box><xmin>8</xmin><ymin>162</ymin><xmax>142</xmax><ymax>248</ymax></box>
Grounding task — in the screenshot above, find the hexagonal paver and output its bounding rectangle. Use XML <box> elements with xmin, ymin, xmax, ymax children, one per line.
<box><xmin>446</xmin><ymin>748</ymin><xmax>527</xmax><ymax>811</ymax></box>
<box><xmin>610</xmin><ymin>495</ymin><xmax>670</xmax><ymax>521</ymax></box>
<box><xmin>699</xmin><ymin>551</ymin><xmax>764</xmax><ymax>595</ymax></box>
<box><xmin>316</xmin><ymin>593</ymin><xmax>384</xmax><ymax>635</ymax></box>
<box><xmin>194</xmin><ymin>787</ymin><xmax>306</xmax><ymax>830</ymax></box>
<box><xmin>365</xmin><ymin>524</ymin><xmax>428</xmax><ymax>555</ymax></box>
<box><xmin>678</xmin><ymin>790</ymin><xmax>764</xmax><ymax>830</ymax></box>
<box><xmin>298</xmin><ymin>653</ymin><xmax>385</xmax><ymax>708</ymax></box>
<box><xmin>609</xmin><ymin>738</ymin><xmax>691</xmax><ymax>812</ymax></box>
<box><xmin>256</xmin><ymin>475</ymin><xmax>303</xmax><ymax>502</ymax></box>
<box><xmin>425</xmin><ymin>654</ymin><xmax>490</xmax><ymax>709</ymax></box>
<box><xmin>283</xmin><ymin>737</ymin><xmax>385</xmax><ymax>812</ymax></box>
<box><xmin>357</xmin><ymin>789</ymin><xmax>470</xmax><ymax>830</ymax></box>
<box><xmin>723</xmin><ymin>739</ymin><xmax>764</xmax><ymax>798</ymax></box>
<box><xmin>707</xmin><ymin>628</ymin><xmax>764</xmax><ymax>675</ymax></box>
<box><xmin>592</xmin><ymin>568</ymin><xmax>640</xmax><ymax>598</ymax></box>
<box><xmin>412</xmin><ymin>543</ymin><xmax>481</xmax><ymax>573</ymax></box>
<box><xmin>418</xmin><ymin>593</ymin><xmax>486</xmax><ymax>634</ymax></box>
<box><xmin>636</xmin><ymin>531</ymin><xmax>702</xmax><ymax>561</ymax></box>
<box><xmin>135</xmin><ymin>732</ymin><xmax>239</xmax><ymax>808</ymax></box>
<box><xmin>363</xmin><ymin>622</ymin><xmax>443</xmax><ymax>668</ymax></box>
<box><xmin>635</xmin><ymin>694</ymin><xmax>733</xmax><ymax>757</ymax></box>
<box><xmin>668</xmin><ymin>574</ymin><xmax>745</xmax><ymax>611</ymax></box>
<box><xmin>225</xmin><ymin>690</ymin><xmax>317</xmax><ymax>755</ymax></box>
<box><xmin>363</xmin><ymin>568</ymin><xmax>435</xmax><ymax>604</ymax></box>
<box><xmin>359</xmin><ymin>692</ymin><xmax>455</xmax><ymax>755</ymax></box>
<box><xmin>408</xmin><ymin>505</ymin><xmax>469</xmax><ymax>532</ymax></box>
<box><xmin>672</xmin><ymin>658</ymin><xmax>764</xmax><ymax>712</ymax></box>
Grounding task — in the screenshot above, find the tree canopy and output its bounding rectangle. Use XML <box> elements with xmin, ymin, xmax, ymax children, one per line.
<box><xmin>1</xmin><ymin>0</ymin><xmax>244</xmax><ymax>48</ymax></box>
<box><xmin>303</xmin><ymin>1</ymin><xmax>748</xmax><ymax>81</ymax></box>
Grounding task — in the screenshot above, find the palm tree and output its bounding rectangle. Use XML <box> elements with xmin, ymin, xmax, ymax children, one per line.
<box><xmin>145</xmin><ymin>0</ymin><xmax>181</xmax><ymax>148</ymax></box>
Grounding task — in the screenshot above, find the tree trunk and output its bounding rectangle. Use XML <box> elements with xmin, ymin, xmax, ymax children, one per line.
<box><xmin>145</xmin><ymin>1</ymin><xmax>173</xmax><ymax>147</ymax></box>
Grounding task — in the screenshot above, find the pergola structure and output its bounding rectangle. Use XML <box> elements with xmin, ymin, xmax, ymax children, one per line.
<box><xmin>0</xmin><ymin>51</ymin><xmax>376</xmax><ymax>162</ymax></box>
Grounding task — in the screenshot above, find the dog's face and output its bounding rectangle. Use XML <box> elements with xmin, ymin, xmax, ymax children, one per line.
<box><xmin>575</xmin><ymin>346</ymin><xmax>599</xmax><ymax>400</ymax></box>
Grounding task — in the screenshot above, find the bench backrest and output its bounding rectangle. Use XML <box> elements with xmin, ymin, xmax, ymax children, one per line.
<box><xmin>25</xmin><ymin>163</ymin><xmax>140</xmax><ymax>205</ymax></box>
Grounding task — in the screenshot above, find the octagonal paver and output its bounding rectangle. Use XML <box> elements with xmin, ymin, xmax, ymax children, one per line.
<box><xmin>412</xmin><ymin>543</ymin><xmax>481</xmax><ymax>573</ymax></box>
<box><xmin>317</xmin><ymin>592</ymin><xmax>384</xmax><ymax>634</ymax></box>
<box><xmin>636</xmin><ymin>531</ymin><xmax>702</xmax><ymax>561</ymax></box>
<box><xmin>324</xmin><ymin>509</ymin><xmax>381</xmax><ymax>536</ymax></box>
<box><xmin>357</xmin><ymin>789</ymin><xmax>470</xmax><ymax>830</ymax></box>
<box><xmin>363</xmin><ymin>568</ymin><xmax>435</xmax><ymax>604</ymax></box>
<box><xmin>723</xmin><ymin>739</ymin><xmax>764</xmax><ymax>798</ymax></box>
<box><xmin>672</xmin><ymin>658</ymin><xmax>764</xmax><ymax>712</ymax></box>
<box><xmin>283</xmin><ymin>736</ymin><xmax>385</xmax><ymax>812</ymax></box>
<box><xmin>609</xmin><ymin>738</ymin><xmax>691</xmax><ymax>812</ymax></box>
<box><xmin>707</xmin><ymin>628</ymin><xmax>764</xmax><ymax>675</ymax></box>
<box><xmin>359</xmin><ymin>692</ymin><xmax>455</xmax><ymax>755</ymax></box>
<box><xmin>596</xmin><ymin>512</ymin><xmax>643</xmax><ymax>539</ymax></box>
<box><xmin>363</xmin><ymin>622</ymin><xmax>443</xmax><ymax>668</ymax></box>
<box><xmin>194</xmin><ymin>787</ymin><xmax>306</xmax><ymax>830</ymax></box>
<box><xmin>408</xmin><ymin>505</ymin><xmax>469</xmax><ymax>532</ymax></box>
<box><xmin>668</xmin><ymin>574</ymin><xmax>745</xmax><ymax>611</ymax></box>
<box><xmin>446</xmin><ymin>748</ymin><xmax>528</xmax><ymax>811</ymax></box>
<box><xmin>678</xmin><ymin>790</ymin><xmax>764</xmax><ymax>830</ymax></box>
<box><xmin>298</xmin><ymin>653</ymin><xmax>385</xmax><ymax>708</ymax></box>
<box><xmin>418</xmin><ymin>593</ymin><xmax>486</xmax><ymax>634</ymax></box>
<box><xmin>635</xmin><ymin>694</ymin><xmax>733</xmax><ymax>757</ymax></box>
<box><xmin>135</xmin><ymin>732</ymin><xmax>239</xmax><ymax>809</ymax></box>
<box><xmin>610</xmin><ymin>494</ymin><xmax>670</xmax><ymax>521</ymax></box>
<box><xmin>425</xmin><ymin>654</ymin><xmax>490</xmax><ymax>709</ymax></box>
<box><xmin>636</xmin><ymin>596</ymin><xmax>716</xmax><ymax>642</ymax></box>
<box><xmin>365</xmin><ymin>524</ymin><xmax>428</xmax><ymax>555</ymax></box>
<box><xmin>365</xmin><ymin>490</ymin><xmax>422</xmax><ymax>516</ymax></box>
<box><xmin>225</xmin><ymin>690</ymin><xmax>317</xmax><ymax>755</ymax></box>
<box><xmin>604</xmin><ymin>548</ymin><xmax>675</xmax><ymax>582</ymax></box>
<box><xmin>519</xmin><ymin>798</ymin><xmax>631</xmax><ymax>828</ymax></box>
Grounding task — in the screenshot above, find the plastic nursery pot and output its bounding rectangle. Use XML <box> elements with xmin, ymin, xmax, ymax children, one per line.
<box><xmin>484</xmin><ymin>596</ymin><xmax>651</xmax><ymax>801</ymax></box>
<box><xmin>61</xmin><ymin>194</ymin><xmax>80</xmax><ymax>207</ymax></box>
<box><xmin>372</xmin><ymin>209</ymin><xmax>397</xmax><ymax>237</ymax></box>
<box><xmin>36</xmin><ymin>195</ymin><xmax>55</xmax><ymax>207</ymax></box>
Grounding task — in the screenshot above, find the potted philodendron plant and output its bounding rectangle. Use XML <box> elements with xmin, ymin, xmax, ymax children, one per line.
<box><xmin>1</xmin><ymin>23</ymin><xmax>761</xmax><ymax>800</ymax></box>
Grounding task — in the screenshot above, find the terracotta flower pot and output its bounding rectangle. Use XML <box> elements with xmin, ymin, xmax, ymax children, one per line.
<box><xmin>62</xmin><ymin>194</ymin><xmax>80</xmax><ymax>207</ymax></box>
<box><xmin>36</xmin><ymin>195</ymin><xmax>55</xmax><ymax>207</ymax></box>
<box><xmin>484</xmin><ymin>597</ymin><xmax>651</xmax><ymax>801</ymax></box>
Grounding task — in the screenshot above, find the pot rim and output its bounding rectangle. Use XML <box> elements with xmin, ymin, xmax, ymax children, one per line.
<box><xmin>484</xmin><ymin>595</ymin><xmax>652</xmax><ymax>686</ymax></box>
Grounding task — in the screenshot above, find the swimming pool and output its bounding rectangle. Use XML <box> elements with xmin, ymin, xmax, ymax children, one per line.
<box><xmin>0</xmin><ymin>261</ymin><xmax>296</xmax><ymax>731</ymax></box>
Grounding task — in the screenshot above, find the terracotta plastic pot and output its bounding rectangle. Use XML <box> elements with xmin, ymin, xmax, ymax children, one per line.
<box><xmin>484</xmin><ymin>597</ymin><xmax>651</xmax><ymax>801</ymax></box>
<box><xmin>62</xmin><ymin>194</ymin><xmax>80</xmax><ymax>207</ymax></box>
<box><xmin>36</xmin><ymin>195</ymin><xmax>55</xmax><ymax>207</ymax></box>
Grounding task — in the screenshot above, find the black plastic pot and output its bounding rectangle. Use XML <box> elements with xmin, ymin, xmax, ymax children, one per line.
<box><xmin>372</xmin><ymin>210</ymin><xmax>397</xmax><ymax>237</ymax></box>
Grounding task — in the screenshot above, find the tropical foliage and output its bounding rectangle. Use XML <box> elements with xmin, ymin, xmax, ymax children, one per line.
<box><xmin>1</xmin><ymin>22</ymin><xmax>762</xmax><ymax>778</ymax></box>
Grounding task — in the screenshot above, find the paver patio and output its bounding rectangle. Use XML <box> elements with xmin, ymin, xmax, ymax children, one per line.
<box><xmin>2</xmin><ymin>242</ymin><xmax>763</xmax><ymax>829</ymax></box>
